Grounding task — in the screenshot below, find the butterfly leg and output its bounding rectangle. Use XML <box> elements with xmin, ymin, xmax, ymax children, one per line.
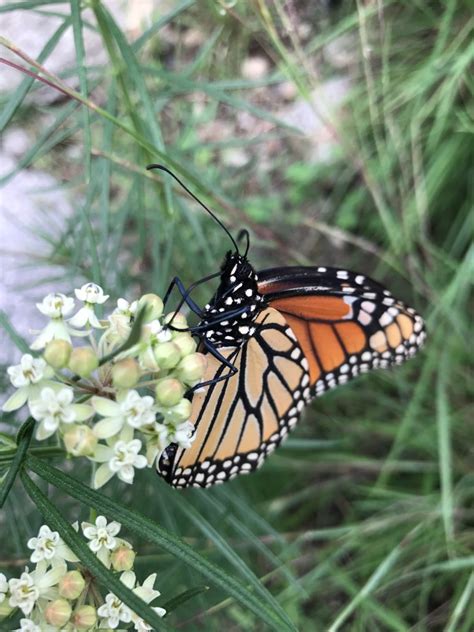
<box><xmin>186</xmin><ymin>339</ymin><xmax>238</xmax><ymax>393</ymax></box>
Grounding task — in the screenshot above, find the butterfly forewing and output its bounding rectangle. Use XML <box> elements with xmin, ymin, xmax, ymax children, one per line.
<box><xmin>163</xmin><ymin>308</ymin><xmax>311</xmax><ymax>488</ymax></box>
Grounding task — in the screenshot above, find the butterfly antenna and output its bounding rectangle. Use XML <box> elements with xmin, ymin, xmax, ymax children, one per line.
<box><xmin>237</xmin><ymin>228</ymin><xmax>250</xmax><ymax>257</ymax></box>
<box><xmin>147</xmin><ymin>164</ymin><xmax>239</xmax><ymax>253</ymax></box>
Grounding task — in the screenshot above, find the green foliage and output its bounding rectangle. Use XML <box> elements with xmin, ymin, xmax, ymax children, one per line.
<box><xmin>0</xmin><ymin>0</ymin><xmax>472</xmax><ymax>630</ymax></box>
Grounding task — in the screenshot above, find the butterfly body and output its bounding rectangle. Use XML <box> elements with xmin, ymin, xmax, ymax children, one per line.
<box><xmin>199</xmin><ymin>252</ymin><xmax>265</xmax><ymax>347</ymax></box>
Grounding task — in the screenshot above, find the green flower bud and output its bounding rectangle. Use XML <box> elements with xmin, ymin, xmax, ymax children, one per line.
<box><xmin>163</xmin><ymin>311</ymin><xmax>188</xmax><ymax>331</ymax></box>
<box><xmin>43</xmin><ymin>339</ymin><xmax>72</xmax><ymax>368</ymax></box>
<box><xmin>172</xmin><ymin>332</ymin><xmax>197</xmax><ymax>355</ymax></box>
<box><xmin>112</xmin><ymin>358</ymin><xmax>141</xmax><ymax>388</ymax></box>
<box><xmin>155</xmin><ymin>378</ymin><xmax>185</xmax><ymax>407</ymax></box>
<box><xmin>73</xmin><ymin>605</ymin><xmax>97</xmax><ymax>630</ymax></box>
<box><xmin>154</xmin><ymin>341</ymin><xmax>181</xmax><ymax>369</ymax></box>
<box><xmin>63</xmin><ymin>425</ymin><xmax>98</xmax><ymax>457</ymax></box>
<box><xmin>59</xmin><ymin>570</ymin><xmax>86</xmax><ymax>600</ymax></box>
<box><xmin>163</xmin><ymin>398</ymin><xmax>192</xmax><ymax>423</ymax></box>
<box><xmin>138</xmin><ymin>293</ymin><xmax>164</xmax><ymax>322</ymax></box>
<box><xmin>45</xmin><ymin>599</ymin><xmax>72</xmax><ymax>626</ymax></box>
<box><xmin>111</xmin><ymin>545</ymin><xmax>136</xmax><ymax>571</ymax></box>
<box><xmin>177</xmin><ymin>352</ymin><xmax>207</xmax><ymax>384</ymax></box>
<box><xmin>68</xmin><ymin>346</ymin><xmax>99</xmax><ymax>377</ymax></box>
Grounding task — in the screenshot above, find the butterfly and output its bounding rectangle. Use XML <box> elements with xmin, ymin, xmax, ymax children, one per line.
<box><xmin>147</xmin><ymin>165</ymin><xmax>426</xmax><ymax>489</ymax></box>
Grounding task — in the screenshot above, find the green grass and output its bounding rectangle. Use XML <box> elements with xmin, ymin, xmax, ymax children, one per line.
<box><xmin>0</xmin><ymin>0</ymin><xmax>472</xmax><ymax>630</ymax></box>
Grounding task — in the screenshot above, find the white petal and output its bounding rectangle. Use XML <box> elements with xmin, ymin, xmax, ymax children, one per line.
<box><xmin>88</xmin><ymin>444</ymin><xmax>112</xmax><ymax>462</ymax></box>
<box><xmin>72</xmin><ymin>404</ymin><xmax>94</xmax><ymax>421</ymax></box>
<box><xmin>93</xmin><ymin>416</ymin><xmax>124</xmax><ymax>439</ymax></box>
<box><xmin>35</xmin><ymin>420</ymin><xmax>57</xmax><ymax>441</ymax></box>
<box><xmin>91</xmin><ymin>396</ymin><xmax>120</xmax><ymax>417</ymax></box>
<box><xmin>36</xmin><ymin>562</ymin><xmax>67</xmax><ymax>588</ymax></box>
<box><xmin>1</xmin><ymin>387</ymin><xmax>28</xmax><ymax>412</ymax></box>
<box><xmin>93</xmin><ymin>464</ymin><xmax>115</xmax><ymax>489</ymax></box>
<box><xmin>120</xmin><ymin>571</ymin><xmax>136</xmax><ymax>589</ymax></box>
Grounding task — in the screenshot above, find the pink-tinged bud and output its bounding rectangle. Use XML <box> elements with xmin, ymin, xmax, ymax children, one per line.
<box><xmin>155</xmin><ymin>378</ymin><xmax>185</xmax><ymax>407</ymax></box>
<box><xmin>44</xmin><ymin>339</ymin><xmax>72</xmax><ymax>368</ymax></box>
<box><xmin>112</xmin><ymin>358</ymin><xmax>140</xmax><ymax>388</ymax></box>
<box><xmin>138</xmin><ymin>293</ymin><xmax>164</xmax><ymax>322</ymax></box>
<box><xmin>111</xmin><ymin>545</ymin><xmax>136</xmax><ymax>571</ymax></box>
<box><xmin>154</xmin><ymin>342</ymin><xmax>181</xmax><ymax>369</ymax></box>
<box><xmin>45</xmin><ymin>598</ymin><xmax>72</xmax><ymax>626</ymax></box>
<box><xmin>163</xmin><ymin>311</ymin><xmax>188</xmax><ymax>331</ymax></box>
<box><xmin>58</xmin><ymin>570</ymin><xmax>86</xmax><ymax>600</ymax></box>
<box><xmin>68</xmin><ymin>347</ymin><xmax>99</xmax><ymax>377</ymax></box>
<box><xmin>172</xmin><ymin>332</ymin><xmax>197</xmax><ymax>355</ymax></box>
<box><xmin>177</xmin><ymin>352</ymin><xmax>207</xmax><ymax>384</ymax></box>
<box><xmin>63</xmin><ymin>425</ymin><xmax>98</xmax><ymax>457</ymax></box>
<box><xmin>72</xmin><ymin>605</ymin><xmax>97</xmax><ymax>629</ymax></box>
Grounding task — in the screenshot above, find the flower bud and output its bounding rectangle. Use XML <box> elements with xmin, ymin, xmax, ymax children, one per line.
<box><xmin>164</xmin><ymin>398</ymin><xmax>192</xmax><ymax>423</ymax></box>
<box><xmin>172</xmin><ymin>332</ymin><xmax>197</xmax><ymax>356</ymax></box>
<box><xmin>58</xmin><ymin>570</ymin><xmax>86</xmax><ymax>600</ymax></box>
<box><xmin>112</xmin><ymin>358</ymin><xmax>140</xmax><ymax>388</ymax></box>
<box><xmin>138</xmin><ymin>293</ymin><xmax>164</xmax><ymax>322</ymax></box>
<box><xmin>63</xmin><ymin>425</ymin><xmax>98</xmax><ymax>457</ymax></box>
<box><xmin>177</xmin><ymin>352</ymin><xmax>207</xmax><ymax>384</ymax></box>
<box><xmin>163</xmin><ymin>311</ymin><xmax>188</xmax><ymax>331</ymax></box>
<box><xmin>43</xmin><ymin>339</ymin><xmax>72</xmax><ymax>368</ymax></box>
<box><xmin>45</xmin><ymin>598</ymin><xmax>72</xmax><ymax>626</ymax></box>
<box><xmin>154</xmin><ymin>341</ymin><xmax>181</xmax><ymax>370</ymax></box>
<box><xmin>68</xmin><ymin>347</ymin><xmax>99</xmax><ymax>377</ymax></box>
<box><xmin>155</xmin><ymin>378</ymin><xmax>185</xmax><ymax>407</ymax></box>
<box><xmin>73</xmin><ymin>605</ymin><xmax>97</xmax><ymax>630</ymax></box>
<box><xmin>111</xmin><ymin>545</ymin><xmax>136</xmax><ymax>571</ymax></box>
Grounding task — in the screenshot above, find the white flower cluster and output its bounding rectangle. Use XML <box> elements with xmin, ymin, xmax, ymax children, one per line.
<box><xmin>2</xmin><ymin>284</ymin><xmax>207</xmax><ymax>488</ymax></box>
<box><xmin>0</xmin><ymin>518</ymin><xmax>165</xmax><ymax>630</ymax></box>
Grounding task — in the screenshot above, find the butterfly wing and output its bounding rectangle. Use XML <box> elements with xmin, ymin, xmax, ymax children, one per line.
<box><xmin>258</xmin><ymin>266</ymin><xmax>426</xmax><ymax>395</ymax></box>
<box><xmin>161</xmin><ymin>307</ymin><xmax>311</xmax><ymax>488</ymax></box>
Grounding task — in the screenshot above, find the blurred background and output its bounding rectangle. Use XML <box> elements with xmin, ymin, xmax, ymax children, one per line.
<box><xmin>0</xmin><ymin>1</ymin><xmax>472</xmax><ymax>630</ymax></box>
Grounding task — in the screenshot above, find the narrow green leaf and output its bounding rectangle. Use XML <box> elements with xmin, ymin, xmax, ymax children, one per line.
<box><xmin>26</xmin><ymin>456</ymin><xmax>294</xmax><ymax>632</ymax></box>
<box><xmin>162</xmin><ymin>585</ymin><xmax>210</xmax><ymax>614</ymax></box>
<box><xmin>0</xmin><ymin>418</ymin><xmax>35</xmax><ymax>508</ymax></box>
<box><xmin>0</xmin><ymin>309</ymin><xmax>32</xmax><ymax>353</ymax></box>
<box><xmin>20</xmin><ymin>470</ymin><xmax>171</xmax><ymax>631</ymax></box>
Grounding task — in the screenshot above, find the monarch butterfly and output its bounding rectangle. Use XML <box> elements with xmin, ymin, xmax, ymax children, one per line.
<box><xmin>148</xmin><ymin>165</ymin><xmax>426</xmax><ymax>489</ymax></box>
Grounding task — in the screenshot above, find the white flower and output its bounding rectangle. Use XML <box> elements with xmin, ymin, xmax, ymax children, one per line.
<box><xmin>0</xmin><ymin>572</ymin><xmax>7</xmax><ymax>603</ymax></box>
<box><xmin>82</xmin><ymin>515</ymin><xmax>121</xmax><ymax>553</ymax></box>
<box><xmin>30</xmin><ymin>293</ymin><xmax>80</xmax><ymax>351</ymax></box>
<box><xmin>36</xmin><ymin>293</ymin><xmax>75</xmax><ymax>318</ymax></box>
<box><xmin>92</xmin><ymin>439</ymin><xmax>148</xmax><ymax>488</ymax></box>
<box><xmin>15</xmin><ymin>619</ymin><xmax>41</xmax><ymax>632</ymax></box>
<box><xmin>97</xmin><ymin>592</ymin><xmax>132</xmax><ymax>629</ymax></box>
<box><xmin>29</xmin><ymin>387</ymin><xmax>94</xmax><ymax>441</ymax></box>
<box><xmin>74</xmin><ymin>282</ymin><xmax>109</xmax><ymax>305</ymax></box>
<box><xmin>8</xmin><ymin>571</ymin><xmax>39</xmax><ymax>615</ymax></box>
<box><xmin>120</xmin><ymin>571</ymin><xmax>166</xmax><ymax>631</ymax></box>
<box><xmin>7</xmin><ymin>355</ymin><xmax>48</xmax><ymax>388</ymax></box>
<box><xmin>2</xmin><ymin>355</ymin><xmax>54</xmax><ymax>413</ymax></box>
<box><xmin>92</xmin><ymin>391</ymin><xmax>156</xmax><ymax>439</ymax></box>
<box><xmin>114</xmin><ymin>298</ymin><xmax>138</xmax><ymax>316</ymax></box>
<box><xmin>27</xmin><ymin>525</ymin><xmax>76</xmax><ymax>565</ymax></box>
<box><xmin>170</xmin><ymin>420</ymin><xmax>195</xmax><ymax>449</ymax></box>
<box><xmin>145</xmin><ymin>320</ymin><xmax>172</xmax><ymax>343</ymax></box>
<box><xmin>68</xmin><ymin>283</ymin><xmax>109</xmax><ymax>329</ymax></box>
<box><xmin>106</xmin><ymin>313</ymin><xmax>132</xmax><ymax>343</ymax></box>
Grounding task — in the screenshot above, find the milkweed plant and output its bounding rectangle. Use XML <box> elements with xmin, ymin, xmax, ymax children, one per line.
<box><xmin>2</xmin><ymin>283</ymin><xmax>206</xmax><ymax>489</ymax></box>
<box><xmin>0</xmin><ymin>516</ymin><xmax>166</xmax><ymax>631</ymax></box>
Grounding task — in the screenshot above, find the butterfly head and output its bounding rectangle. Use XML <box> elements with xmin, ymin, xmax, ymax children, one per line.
<box><xmin>201</xmin><ymin>251</ymin><xmax>265</xmax><ymax>347</ymax></box>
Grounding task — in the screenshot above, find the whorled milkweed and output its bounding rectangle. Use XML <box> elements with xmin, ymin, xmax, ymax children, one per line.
<box><xmin>148</xmin><ymin>165</ymin><xmax>426</xmax><ymax>489</ymax></box>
